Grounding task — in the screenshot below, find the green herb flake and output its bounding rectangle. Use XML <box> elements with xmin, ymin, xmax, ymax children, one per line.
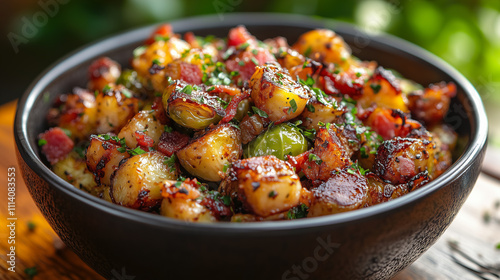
<box><xmin>174</xmin><ymin>181</ymin><xmax>182</xmax><ymax>188</ymax></box>
<box><xmin>239</xmin><ymin>42</ymin><xmax>250</xmax><ymax>50</ymax></box>
<box><xmin>223</xmin><ymin>163</ymin><xmax>230</xmax><ymax>173</ymax></box>
<box><xmin>308</xmin><ymin>153</ymin><xmax>323</xmax><ymax>165</ymax></box>
<box><xmin>251</xmin><ymin>57</ymin><xmax>259</xmax><ymax>66</ymax></box>
<box><xmin>152</xmin><ymin>58</ymin><xmax>162</xmax><ymax>65</ymax></box>
<box><xmin>133</xmin><ymin>45</ymin><xmax>147</xmax><ymax>58</ymax></box>
<box><xmin>102</xmin><ymin>84</ymin><xmax>112</xmax><ymax>93</ymax></box>
<box><xmin>207</xmin><ymin>86</ymin><xmax>215</xmax><ymax>92</ymax></box>
<box><xmin>38</xmin><ymin>139</ymin><xmax>47</xmax><ymax>146</ymax></box>
<box><xmin>121</xmin><ymin>88</ymin><xmax>133</xmax><ymax>98</ymax></box>
<box><xmin>24</xmin><ymin>266</ymin><xmax>38</xmax><ymax>279</ymax></box>
<box><xmin>222</xmin><ymin>195</ymin><xmax>231</xmax><ymax>206</ymax></box>
<box><xmin>27</xmin><ymin>221</ymin><xmax>36</xmax><ymax>231</ymax></box>
<box><xmin>288</xmin><ymin>99</ymin><xmax>298</xmax><ymax>114</ymax></box>
<box><xmin>252</xmin><ymin>106</ymin><xmax>268</xmax><ymax>118</ymax></box>
<box><xmin>370</xmin><ymin>83</ymin><xmax>382</xmax><ymax>94</ymax></box>
<box><xmin>251</xmin><ymin>49</ymin><xmax>259</xmax><ymax>55</ymax></box>
<box><xmin>181</xmin><ymin>85</ymin><xmax>193</xmax><ymax>95</ymax></box>
<box><xmin>164</xmin><ymin>125</ymin><xmax>172</xmax><ymax>133</ymax></box>
<box><xmin>496</xmin><ymin>242</ymin><xmax>500</xmax><ymax>250</ymax></box>
<box><xmin>303</xmin><ymin>46</ymin><xmax>312</xmax><ymax>57</ymax></box>
<box><xmin>238</xmin><ymin>60</ymin><xmax>245</xmax><ymax>66</ymax></box>
<box><xmin>306</xmin><ymin>103</ymin><xmax>316</xmax><ymax>113</ymax></box>
<box><xmin>128</xmin><ymin>147</ymin><xmax>146</xmax><ymax>156</ymax></box>
<box><xmin>268</xmin><ymin>190</ymin><xmax>277</xmax><ymax>198</ymax></box>
<box><xmin>117</xmin><ymin>147</ymin><xmax>127</xmax><ymax>153</ymax></box>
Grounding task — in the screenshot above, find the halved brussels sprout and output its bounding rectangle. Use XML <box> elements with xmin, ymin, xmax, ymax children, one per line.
<box><xmin>177</xmin><ymin>123</ymin><xmax>242</xmax><ymax>182</ymax></box>
<box><xmin>244</xmin><ymin>123</ymin><xmax>308</xmax><ymax>160</ymax></box>
<box><xmin>163</xmin><ymin>81</ymin><xmax>225</xmax><ymax>130</ymax></box>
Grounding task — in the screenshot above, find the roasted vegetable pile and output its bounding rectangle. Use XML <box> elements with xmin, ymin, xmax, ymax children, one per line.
<box><xmin>38</xmin><ymin>24</ymin><xmax>458</xmax><ymax>222</ymax></box>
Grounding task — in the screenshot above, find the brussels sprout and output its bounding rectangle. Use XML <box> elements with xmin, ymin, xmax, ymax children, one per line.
<box><xmin>244</xmin><ymin>123</ymin><xmax>308</xmax><ymax>160</ymax></box>
<box><xmin>163</xmin><ymin>81</ymin><xmax>225</xmax><ymax>130</ymax></box>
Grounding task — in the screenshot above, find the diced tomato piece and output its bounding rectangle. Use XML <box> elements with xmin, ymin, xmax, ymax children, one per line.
<box><xmin>362</xmin><ymin>108</ymin><xmax>423</xmax><ymax>140</ymax></box>
<box><xmin>145</xmin><ymin>24</ymin><xmax>173</xmax><ymax>45</ymax></box>
<box><xmin>157</xmin><ymin>131</ymin><xmax>190</xmax><ymax>157</ymax></box>
<box><xmin>39</xmin><ymin>127</ymin><xmax>74</xmax><ymax>164</ymax></box>
<box><xmin>135</xmin><ymin>131</ymin><xmax>155</xmax><ymax>148</ymax></box>
<box><xmin>227</xmin><ymin>25</ymin><xmax>255</xmax><ymax>47</ymax></box>
<box><xmin>320</xmin><ymin>69</ymin><xmax>364</xmax><ymax>97</ymax></box>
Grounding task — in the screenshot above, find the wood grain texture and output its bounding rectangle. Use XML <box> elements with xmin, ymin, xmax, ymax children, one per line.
<box><xmin>1</xmin><ymin>100</ymin><xmax>499</xmax><ymax>280</ymax></box>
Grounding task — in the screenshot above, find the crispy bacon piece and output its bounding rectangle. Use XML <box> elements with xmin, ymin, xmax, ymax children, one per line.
<box><xmin>320</xmin><ymin>68</ymin><xmax>364</xmax><ymax>97</ymax></box>
<box><xmin>162</xmin><ymin>178</ymin><xmax>200</xmax><ymax>200</ymax></box>
<box><xmin>164</xmin><ymin>62</ymin><xmax>202</xmax><ymax>84</ymax></box>
<box><xmin>157</xmin><ymin>131</ymin><xmax>190</xmax><ymax>157</ymax></box>
<box><xmin>407</xmin><ymin>82</ymin><xmax>457</xmax><ymax>126</ymax></box>
<box><xmin>200</xmin><ymin>196</ymin><xmax>232</xmax><ymax>220</ymax></box>
<box><xmin>38</xmin><ymin>127</ymin><xmax>75</xmax><ymax>165</ymax></box>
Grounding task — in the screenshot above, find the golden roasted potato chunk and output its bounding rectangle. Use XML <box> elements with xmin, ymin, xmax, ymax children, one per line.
<box><xmin>177</xmin><ymin>123</ymin><xmax>242</xmax><ymax>182</ymax></box>
<box><xmin>117</xmin><ymin>110</ymin><xmax>164</xmax><ymax>148</ymax></box>
<box><xmin>86</xmin><ymin>135</ymin><xmax>130</xmax><ymax>187</ymax></box>
<box><xmin>160</xmin><ymin>179</ymin><xmax>216</xmax><ymax>223</ymax></box>
<box><xmin>292</xmin><ymin>29</ymin><xmax>351</xmax><ymax>65</ymax></box>
<box><xmin>249</xmin><ymin>65</ymin><xmax>310</xmax><ymax>123</ymax></box>
<box><xmin>111</xmin><ymin>151</ymin><xmax>177</xmax><ymax>211</ymax></box>
<box><xmin>95</xmin><ymin>86</ymin><xmax>139</xmax><ymax>134</ymax></box>
<box><xmin>231</xmin><ymin>155</ymin><xmax>302</xmax><ymax>217</ymax></box>
<box><xmin>53</xmin><ymin>151</ymin><xmax>97</xmax><ymax>195</ymax></box>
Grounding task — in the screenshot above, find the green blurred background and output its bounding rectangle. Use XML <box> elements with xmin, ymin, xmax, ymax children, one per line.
<box><xmin>1</xmin><ymin>0</ymin><xmax>499</xmax><ymax>143</ymax></box>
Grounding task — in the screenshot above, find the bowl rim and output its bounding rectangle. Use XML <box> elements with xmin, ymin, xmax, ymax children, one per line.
<box><xmin>14</xmin><ymin>12</ymin><xmax>488</xmax><ymax>233</ymax></box>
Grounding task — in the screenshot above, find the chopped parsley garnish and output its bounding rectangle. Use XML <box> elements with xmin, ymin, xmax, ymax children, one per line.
<box><xmin>128</xmin><ymin>147</ymin><xmax>146</xmax><ymax>156</ymax></box>
<box><xmin>348</xmin><ymin>161</ymin><xmax>368</xmax><ymax>176</ymax></box>
<box><xmin>164</xmin><ymin>155</ymin><xmax>176</xmax><ymax>172</ymax></box>
<box><xmin>24</xmin><ymin>266</ymin><xmax>38</xmax><ymax>279</ymax></box>
<box><xmin>27</xmin><ymin>220</ymin><xmax>36</xmax><ymax>231</ymax></box>
<box><xmin>238</xmin><ymin>42</ymin><xmax>250</xmax><ymax>50</ymax></box>
<box><xmin>121</xmin><ymin>88</ymin><xmax>133</xmax><ymax>98</ymax></box>
<box><xmin>152</xmin><ymin>58</ymin><xmax>162</xmax><ymax>65</ymax></box>
<box><xmin>102</xmin><ymin>84</ymin><xmax>112</xmax><ymax>93</ymax></box>
<box><xmin>308</xmin><ymin>153</ymin><xmax>323</xmax><ymax>165</ymax></box>
<box><xmin>38</xmin><ymin>139</ymin><xmax>47</xmax><ymax>146</ymax></box>
<box><xmin>252</xmin><ymin>106</ymin><xmax>268</xmax><ymax>118</ymax></box>
<box><xmin>303</xmin><ymin>46</ymin><xmax>312</xmax><ymax>57</ymax></box>
<box><xmin>286</xmin><ymin>204</ymin><xmax>309</xmax><ymax>219</ymax></box>
<box><xmin>154</xmin><ymin>35</ymin><xmax>169</xmax><ymax>42</ymax></box>
<box><xmin>133</xmin><ymin>45</ymin><xmax>147</xmax><ymax>58</ymax></box>
<box><xmin>268</xmin><ymin>190</ymin><xmax>277</xmax><ymax>198</ymax></box>
<box><xmin>251</xmin><ymin>49</ymin><xmax>259</xmax><ymax>55</ymax></box>
<box><xmin>174</xmin><ymin>181</ymin><xmax>183</xmax><ymax>188</ymax></box>
<box><xmin>223</xmin><ymin>163</ymin><xmax>230</xmax><ymax>173</ymax></box>
<box><xmin>306</xmin><ymin>103</ymin><xmax>315</xmax><ymax>113</ymax></box>
<box><xmin>238</xmin><ymin>60</ymin><xmax>245</xmax><ymax>66</ymax></box>
<box><xmin>222</xmin><ymin>195</ymin><xmax>231</xmax><ymax>206</ymax></box>
<box><xmin>181</xmin><ymin>84</ymin><xmax>193</xmax><ymax>95</ymax></box>
<box><xmin>288</xmin><ymin>99</ymin><xmax>298</xmax><ymax>114</ymax></box>
<box><xmin>370</xmin><ymin>83</ymin><xmax>382</xmax><ymax>94</ymax></box>
<box><xmin>206</xmin><ymin>86</ymin><xmax>215</xmax><ymax>92</ymax></box>
<box><xmin>250</xmin><ymin>57</ymin><xmax>259</xmax><ymax>66</ymax></box>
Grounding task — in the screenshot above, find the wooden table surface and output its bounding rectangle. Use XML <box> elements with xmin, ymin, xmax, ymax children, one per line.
<box><xmin>0</xmin><ymin>100</ymin><xmax>499</xmax><ymax>280</ymax></box>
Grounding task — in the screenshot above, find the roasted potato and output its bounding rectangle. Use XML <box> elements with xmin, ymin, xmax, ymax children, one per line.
<box><xmin>249</xmin><ymin>65</ymin><xmax>310</xmax><ymax>123</ymax></box>
<box><xmin>111</xmin><ymin>151</ymin><xmax>178</xmax><ymax>211</ymax></box>
<box><xmin>117</xmin><ymin>110</ymin><xmax>164</xmax><ymax>148</ymax></box>
<box><xmin>292</xmin><ymin>29</ymin><xmax>351</xmax><ymax>66</ymax></box>
<box><xmin>95</xmin><ymin>86</ymin><xmax>139</xmax><ymax>134</ymax></box>
<box><xmin>177</xmin><ymin>123</ymin><xmax>242</xmax><ymax>182</ymax></box>
<box><xmin>231</xmin><ymin>155</ymin><xmax>302</xmax><ymax>217</ymax></box>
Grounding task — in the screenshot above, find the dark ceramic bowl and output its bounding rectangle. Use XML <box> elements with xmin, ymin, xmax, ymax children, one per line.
<box><xmin>15</xmin><ymin>13</ymin><xmax>487</xmax><ymax>280</ymax></box>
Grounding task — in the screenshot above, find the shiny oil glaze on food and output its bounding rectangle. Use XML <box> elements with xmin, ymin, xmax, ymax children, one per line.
<box><xmin>38</xmin><ymin>24</ymin><xmax>458</xmax><ymax>222</ymax></box>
